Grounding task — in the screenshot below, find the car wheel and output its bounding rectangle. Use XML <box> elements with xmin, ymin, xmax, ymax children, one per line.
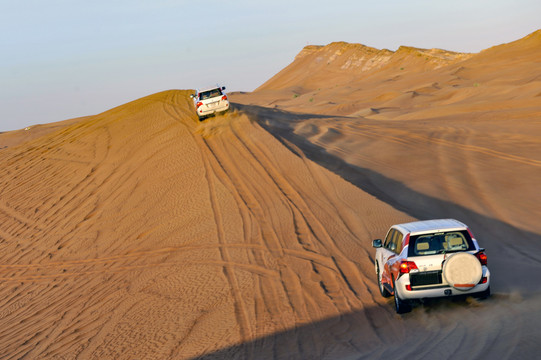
<box><xmin>393</xmin><ymin>277</ymin><xmax>411</xmax><ymax>314</ymax></box>
<box><xmin>377</xmin><ymin>263</ymin><xmax>391</xmax><ymax>298</ymax></box>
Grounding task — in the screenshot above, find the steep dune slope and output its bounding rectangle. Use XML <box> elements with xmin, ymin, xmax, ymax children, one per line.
<box><xmin>255</xmin><ymin>42</ymin><xmax>470</xmax><ymax>93</ymax></box>
<box><xmin>234</xmin><ymin>30</ymin><xmax>541</xmax><ymax>119</ymax></box>
<box><xmin>231</xmin><ymin>30</ymin><xmax>541</xmax><ymax>238</ymax></box>
<box><xmin>0</xmin><ymin>90</ymin><xmax>413</xmax><ymax>358</ymax></box>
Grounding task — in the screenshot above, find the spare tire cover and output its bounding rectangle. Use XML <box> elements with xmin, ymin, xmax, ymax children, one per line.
<box><xmin>442</xmin><ymin>252</ymin><xmax>482</xmax><ymax>291</ymax></box>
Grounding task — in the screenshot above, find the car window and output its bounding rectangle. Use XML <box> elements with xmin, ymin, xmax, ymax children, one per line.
<box><xmin>383</xmin><ymin>229</ymin><xmax>403</xmax><ymax>254</ymax></box>
<box><xmin>408</xmin><ymin>230</ymin><xmax>474</xmax><ymax>256</ymax></box>
<box><xmin>390</xmin><ymin>231</ymin><xmax>403</xmax><ymax>254</ymax></box>
<box><xmin>199</xmin><ymin>89</ymin><xmax>222</xmax><ymax>100</ymax></box>
<box><xmin>383</xmin><ymin>229</ymin><xmax>395</xmax><ymax>249</ymax></box>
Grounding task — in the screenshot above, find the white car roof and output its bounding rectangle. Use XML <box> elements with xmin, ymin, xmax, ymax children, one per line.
<box><xmin>198</xmin><ymin>86</ymin><xmax>223</xmax><ymax>93</ymax></box>
<box><xmin>394</xmin><ymin>219</ymin><xmax>468</xmax><ymax>235</ymax></box>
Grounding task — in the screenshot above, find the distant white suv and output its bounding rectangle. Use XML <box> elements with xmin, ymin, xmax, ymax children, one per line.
<box><xmin>373</xmin><ymin>219</ymin><xmax>490</xmax><ymax>313</ymax></box>
<box><xmin>190</xmin><ymin>86</ymin><xmax>230</xmax><ymax>120</ymax></box>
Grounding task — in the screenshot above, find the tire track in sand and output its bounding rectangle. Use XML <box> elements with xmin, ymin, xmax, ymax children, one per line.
<box><xmin>196</xmin><ymin>136</ymin><xmax>253</xmax><ymax>342</ymax></box>
<box><xmin>200</xmin><ymin>132</ymin><xmax>315</xmax><ymax>326</ymax></box>
<box><xmin>228</xmin><ymin>119</ymin><xmax>396</xmax><ymax>343</ymax></box>
<box><xmin>161</xmin><ymin>91</ymin><xmax>254</xmax><ymax>343</ymax></box>
<box><xmin>0</xmin><ymin>199</ymin><xmax>45</xmax><ymax>234</ymax></box>
<box><xmin>225</xmin><ymin>118</ymin><xmax>396</xmax><ymax>350</ymax></box>
<box><xmin>0</xmin><ymin>259</ymin><xmax>278</xmax><ymax>283</ymax></box>
<box><xmin>345</xmin><ymin>122</ymin><xmax>541</xmax><ymax>168</ymax></box>
<box><xmin>0</xmin><ymin>243</ymin><xmax>270</xmax><ymax>270</ymax></box>
<box><xmin>231</xmin><ymin>121</ymin><xmax>361</xmax><ymax>301</ymax></box>
<box><xmin>197</xmin><ymin>121</ymin><xmax>328</xmax><ymax>356</ymax></box>
<box><xmin>165</xmin><ymin>94</ymin><xmax>388</xmax><ymax>352</ymax></box>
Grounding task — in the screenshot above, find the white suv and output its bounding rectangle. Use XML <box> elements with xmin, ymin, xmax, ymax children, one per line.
<box><xmin>372</xmin><ymin>219</ymin><xmax>490</xmax><ymax>313</ymax></box>
<box><xmin>190</xmin><ymin>86</ymin><xmax>230</xmax><ymax>120</ymax></box>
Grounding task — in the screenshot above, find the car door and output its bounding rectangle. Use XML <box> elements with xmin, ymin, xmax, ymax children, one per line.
<box><xmin>380</xmin><ymin>229</ymin><xmax>400</xmax><ymax>286</ymax></box>
<box><xmin>387</xmin><ymin>231</ymin><xmax>405</xmax><ymax>281</ymax></box>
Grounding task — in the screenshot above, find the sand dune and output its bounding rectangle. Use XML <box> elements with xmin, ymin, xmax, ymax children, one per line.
<box><xmin>1</xmin><ymin>30</ymin><xmax>541</xmax><ymax>359</ymax></box>
<box><xmin>234</xmin><ymin>30</ymin><xmax>541</xmax><ymax>120</ymax></box>
<box><xmin>1</xmin><ymin>91</ymin><xmax>412</xmax><ymax>358</ymax></box>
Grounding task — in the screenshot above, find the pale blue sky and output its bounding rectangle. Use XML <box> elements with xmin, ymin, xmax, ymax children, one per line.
<box><xmin>1</xmin><ymin>0</ymin><xmax>539</xmax><ymax>131</ymax></box>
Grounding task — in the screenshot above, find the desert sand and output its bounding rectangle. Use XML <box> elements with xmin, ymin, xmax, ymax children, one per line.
<box><xmin>1</xmin><ymin>30</ymin><xmax>540</xmax><ymax>359</ymax></box>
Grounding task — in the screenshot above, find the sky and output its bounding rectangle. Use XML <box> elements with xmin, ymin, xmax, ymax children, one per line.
<box><xmin>1</xmin><ymin>0</ymin><xmax>540</xmax><ymax>132</ymax></box>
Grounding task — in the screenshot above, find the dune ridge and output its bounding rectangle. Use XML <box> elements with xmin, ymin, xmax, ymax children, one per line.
<box><xmin>256</xmin><ymin>41</ymin><xmax>471</xmax><ymax>93</ymax></box>
<box><xmin>234</xmin><ymin>30</ymin><xmax>541</xmax><ymax>119</ymax></box>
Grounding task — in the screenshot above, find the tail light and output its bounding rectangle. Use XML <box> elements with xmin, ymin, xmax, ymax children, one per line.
<box><xmin>476</xmin><ymin>251</ymin><xmax>488</xmax><ymax>266</ymax></box>
<box><xmin>399</xmin><ymin>260</ymin><xmax>418</xmax><ymax>274</ymax></box>
<box><xmin>196</xmin><ymin>101</ymin><xmax>203</xmax><ymax>108</ymax></box>
<box><xmin>221</xmin><ymin>95</ymin><xmax>228</xmax><ymax>101</ymax></box>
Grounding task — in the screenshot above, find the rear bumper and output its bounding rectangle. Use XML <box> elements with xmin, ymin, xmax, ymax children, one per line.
<box><xmin>396</xmin><ymin>267</ymin><xmax>490</xmax><ymax>300</ymax></box>
<box><xmin>197</xmin><ymin>101</ymin><xmax>230</xmax><ymax>117</ymax></box>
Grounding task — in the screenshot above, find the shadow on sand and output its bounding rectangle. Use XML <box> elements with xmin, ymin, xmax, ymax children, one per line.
<box><xmin>234</xmin><ymin>103</ymin><xmax>541</xmax><ymax>292</ymax></box>
<box><xmin>191</xmin><ymin>292</ymin><xmax>532</xmax><ymax>359</ymax></box>
<box><xmin>190</xmin><ymin>303</ymin><xmax>412</xmax><ymax>359</ymax></box>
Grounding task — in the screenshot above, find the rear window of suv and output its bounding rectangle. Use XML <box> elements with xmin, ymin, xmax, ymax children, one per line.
<box><xmin>408</xmin><ymin>230</ymin><xmax>475</xmax><ymax>256</ymax></box>
<box><xmin>199</xmin><ymin>88</ymin><xmax>223</xmax><ymax>100</ymax></box>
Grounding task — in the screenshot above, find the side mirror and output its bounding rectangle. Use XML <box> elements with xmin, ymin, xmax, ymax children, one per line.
<box><xmin>190</xmin><ymin>94</ymin><xmax>196</xmax><ymax>99</ymax></box>
<box><xmin>221</xmin><ymin>86</ymin><xmax>226</xmax><ymax>90</ymax></box>
<box><xmin>372</xmin><ymin>239</ymin><xmax>382</xmax><ymax>248</ymax></box>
